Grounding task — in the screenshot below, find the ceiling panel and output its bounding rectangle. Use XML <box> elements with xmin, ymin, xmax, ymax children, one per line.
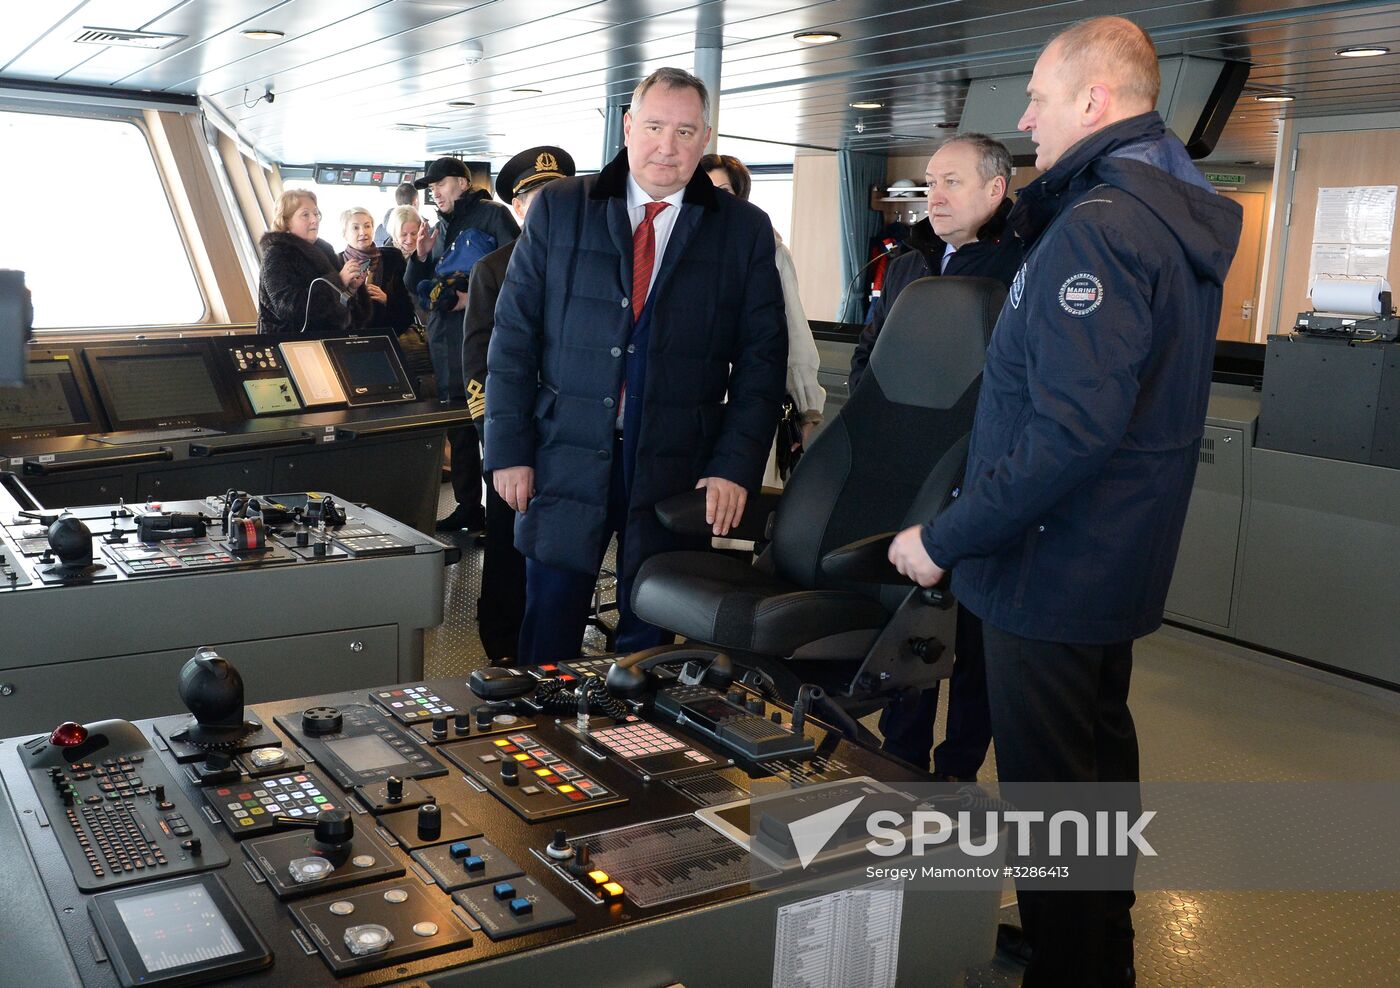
<box><xmin>2</xmin><ymin>0</ymin><xmax>1399</xmax><ymax>170</ymax></box>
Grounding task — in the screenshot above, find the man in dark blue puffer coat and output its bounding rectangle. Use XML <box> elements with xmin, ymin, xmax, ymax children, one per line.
<box><xmin>486</xmin><ymin>67</ymin><xmax>787</xmax><ymax>665</ymax></box>
<box><xmin>888</xmin><ymin>17</ymin><xmax>1242</xmax><ymax>986</ymax></box>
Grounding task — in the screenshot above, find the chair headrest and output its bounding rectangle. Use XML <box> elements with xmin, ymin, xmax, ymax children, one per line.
<box><xmin>867</xmin><ymin>276</ymin><xmax>1007</xmax><ymax>409</ymax></box>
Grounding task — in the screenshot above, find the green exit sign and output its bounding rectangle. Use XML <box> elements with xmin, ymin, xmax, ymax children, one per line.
<box><xmin>1204</xmin><ymin>171</ymin><xmax>1246</xmax><ymax>185</ymax></box>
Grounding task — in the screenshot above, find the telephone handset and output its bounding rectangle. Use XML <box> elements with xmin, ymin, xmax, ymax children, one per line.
<box><xmin>605</xmin><ymin>645</ymin><xmax>734</xmax><ymax>699</ymax></box>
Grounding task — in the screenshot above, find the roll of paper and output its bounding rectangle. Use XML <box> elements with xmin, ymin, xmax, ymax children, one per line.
<box><xmin>1309</xmin><ymin>278</ymin><xmax>1391</xmax><ymax>316</ymax></box>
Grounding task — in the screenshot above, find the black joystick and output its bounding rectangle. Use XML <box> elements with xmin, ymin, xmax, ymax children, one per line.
<box><xmin>386</xmin><ymin>776</ymin><xmax>404</xmax><ymax>804</ymax></box>
<box><xmin>172</xmin><ymin>647</ymin><xmax>256</xmax><ymax>748</ymax></box>
<box><xmin>274</xmin><ymin>808</ymin><xmax>354</xmax><ymax>861</ymax></box>
<box><xmin>475</xmin><ymin>705</ymin><xmax>495</xmax><ymax>730</ymax></box>
<box><xmin>417</xmin><ymin>803</ymin><xmax>442</xmax><ymax>841</ymax></box>
<box><xmin>500</xmin><ymin>759</ymin><xmax>518</xmax><ymax>786</ymax></box>
<box><xmin>46</xmin><ymin>515</ymin><xmax>94</xmax><ymax>570</ymax></box>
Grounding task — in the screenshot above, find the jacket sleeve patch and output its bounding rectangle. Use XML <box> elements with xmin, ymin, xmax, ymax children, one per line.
<box><xmin>1058</xmin><ymin>273</ymin><xmax>1104</xmax><ymax>316</ymax></box>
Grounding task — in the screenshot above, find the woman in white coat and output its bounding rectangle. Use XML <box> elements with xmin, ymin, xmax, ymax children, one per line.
<box><xmin>702</xmin><ymin>154</ymin><xmax>826</xmax><ymax>488</ymax></box>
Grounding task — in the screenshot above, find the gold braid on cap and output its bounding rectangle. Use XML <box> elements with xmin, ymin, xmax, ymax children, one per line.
<box><xmin>512</xmin><ymin>150</ymin><xmax>566</xmax><ymax>196</ymax></box>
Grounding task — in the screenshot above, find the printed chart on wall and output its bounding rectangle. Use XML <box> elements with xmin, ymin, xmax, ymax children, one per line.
<box><xmin>1307</xmin><ymin>185</ymin><xmax>1396</xmax><ymax>288</ymax></box>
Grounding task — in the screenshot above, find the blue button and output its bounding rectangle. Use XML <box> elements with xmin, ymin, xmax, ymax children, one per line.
<box><xmin>610</xmin><ymin>346</ymin><xmax>622</xmax><ymax>357</ymax></box>
<box><xmin>463</xmin><ymin>855</ymin><xmax>486</xmax><ymax>872</ymax></box>
<box><xmin>493</xmin><ymin>882</ymin><xmax>515</xmax><ymax>900</ymax></box>
<box><xmin>449</xmin><ymin>841</ymin><xmax>471</xmax><ymax>859</ymax></box>
<box><xmin>509</xmin><ymin>897</ymin><xmax>533</xmax><ymax>916</ymax></box>
<box><xmin>620</xmin><ymin>298</ymin><xmax>629</xmax><ymax>309</ymax></box>
<box><xmin>603</xmin><ymin>397</ymin><xmax>615</xmax><ymax>409</ymax></box>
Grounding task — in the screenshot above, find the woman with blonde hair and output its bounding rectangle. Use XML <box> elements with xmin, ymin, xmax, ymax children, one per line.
<box><xmin>257</xmin><ymin>189</ymin><xmax>370</xmax><ymax>335</ymax></box>
<box><xmin>339</xmin><ymin>206</ymin><xmax>413</xmax><ymax>336</ymax></box>
<box><xmin>385</xmin><ymin>205</ymin><xmax>425</xmax><ymax>258</ymax></box>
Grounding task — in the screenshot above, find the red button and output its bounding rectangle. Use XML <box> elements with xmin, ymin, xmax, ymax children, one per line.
<box><xmin>564</xmin><ymin>791</ymin><xmax>586</xmax><ymax>801</ymax></box>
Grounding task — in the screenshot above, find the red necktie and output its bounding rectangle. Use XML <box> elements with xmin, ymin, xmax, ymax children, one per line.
<box><xmin>631</xmin><ymin>201</ymin><xmax>670</xmax><ymax>321</ymax></box>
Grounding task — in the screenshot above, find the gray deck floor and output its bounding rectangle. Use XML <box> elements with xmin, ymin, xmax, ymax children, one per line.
<box><xmin>425</xmin><ymin>485</ymin><xmax>1400</xmax><ymax>987</ymax></box>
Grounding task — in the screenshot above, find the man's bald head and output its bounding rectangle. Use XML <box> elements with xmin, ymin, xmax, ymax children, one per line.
<box><xmin>1018</xmin><ymin>16</ymin><xmax>1161</xmax><ymax>170</ymax></box>
<box><xmin>1047</xmin><ymin>16</ymin><xmax>1160</xmax><ymax>114</ymax></box>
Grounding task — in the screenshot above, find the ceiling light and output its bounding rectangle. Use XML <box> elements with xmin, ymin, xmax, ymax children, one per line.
<box><xmin>240</xmin><ymin>29</ymin><xmax>284</xmax><ymax>41</ymax></box>
<box><xmin>511</xmin><ymin>87</ymin><xmax>542</xmax><ymax>94</ymax></box>
<box><xmin>794</xmin><ymin>31</ymin><xmax>841</xmax><ymax>45</ymax></box>
<box><xmin>447</xmin><ymin>100</ymin><xmax>475</xmax><ymax>108</ymax></box>
<box><xmin>849</xmin><ymin>101</ymin><xmax>883</xmax><ymax>109</ymax></box>
<box><xmin>1255</xmin><ymin>94</ymin><xmax>1294</xmax><ymax>103</ymax></box>
<box><xmin>1336</xmin><ymin>45</ymin><xmax>1389</xmax><ymax>57</ymax></box>
<box><xmin>486</xmin><ymin>132</ymin><xmax>505</xmax><ymax>137</ymax></box>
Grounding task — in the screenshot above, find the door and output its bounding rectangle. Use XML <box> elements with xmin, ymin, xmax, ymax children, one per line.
<box><xmin>1216</xmin><ymin>190</ymin><xmax>1266</xmax><ymax>341</ymax></box>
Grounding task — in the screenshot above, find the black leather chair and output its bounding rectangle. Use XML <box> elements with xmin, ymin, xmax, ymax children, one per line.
<box><xmin>631</xmin><ymin>276</ymin><xmax>1007</xmax><ymax>716</ymax></box>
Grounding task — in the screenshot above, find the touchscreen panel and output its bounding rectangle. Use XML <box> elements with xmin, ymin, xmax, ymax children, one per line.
<box><xmin>326</xmin><ymin>733</ymin><xmax>407</xmax><ymax>772</ymax></box>
<box><xmin>0</xmin><ymin>356</ymin><xmax>92</xmax><ymax>437</ymax></box>
<box><xmin>113</xmin><ymin>883</ymin><xmax>243</xmax><ymax>973</ymax></box>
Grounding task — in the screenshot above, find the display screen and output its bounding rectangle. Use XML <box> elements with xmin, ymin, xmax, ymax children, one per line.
<box><xmin>325</xmin><ymin>733</ymin><xmax>405</xmax><ymax>772</ymax></box>
<box><xmin>339</xmin><ymin>347</ymin><xmax>401</xmax><ymax>388</ymax></box>
<box><xmin>0</xmin><ymin>358</ymin><xmax>88</xmax><ymax>430</ymax></box>
<box><xmin>354</xmin><ymin>170</ymin><xmax>373</xmax><ymax>184</ymax></box>
<box><xmin>113</xmin><ymin>883</ymin><xmax>243</xmax><ymax>973</ymax></box>
<box><xmin>97</xmin><ymin>352</ymin><xmax>226</xmax><ymax>423</ymax></box>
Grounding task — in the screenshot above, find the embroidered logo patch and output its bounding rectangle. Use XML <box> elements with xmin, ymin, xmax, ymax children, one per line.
<box><xmin>1058</xmin><ymin>273</ymin><xmax>1103</xmax><ymax>316</ymax></box>
<box><xmin>1009</xmin><ymin>263</ymin><xmax>1027</xmax><ymax>309</ymax></box>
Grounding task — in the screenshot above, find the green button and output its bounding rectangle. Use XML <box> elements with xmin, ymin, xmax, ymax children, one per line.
<box><xmin>313</xmin><ymin>795</ymin><xmax>328</xmax><ymax>803</ymax></box>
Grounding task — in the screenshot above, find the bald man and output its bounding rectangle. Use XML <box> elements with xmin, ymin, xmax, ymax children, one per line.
<box><xmin>887</xmin><ymin>17</ymin><xmax>1241</xmax><ymax>985</ymax></box>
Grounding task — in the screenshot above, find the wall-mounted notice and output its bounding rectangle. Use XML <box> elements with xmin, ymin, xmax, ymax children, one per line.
<box><xmin>1308</xmin><ymin>185</ymin><xmax>1396</xmax><ymax>286</ymax></box>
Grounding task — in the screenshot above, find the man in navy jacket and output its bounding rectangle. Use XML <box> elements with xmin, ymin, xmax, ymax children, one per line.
<box><xmin>486</xmin><ymin>68</ymin><xmax>787</xmax><ymax>665</ymax></box>
<box><xmin>847</xmin><ymin>134</ymin><xmax>1022</xmax><ymax>393</ymax></box>
<box><xmin>888</xmin><ymin>18</ymin><xmax>1241</xmax><ymax>986</ymax></box>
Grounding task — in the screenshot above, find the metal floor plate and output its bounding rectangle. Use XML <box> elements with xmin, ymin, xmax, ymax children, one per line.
<box><xmin>423</xmin><ymin>483</ymin><xmax>1400</xmax><ymax>987</ymax></box>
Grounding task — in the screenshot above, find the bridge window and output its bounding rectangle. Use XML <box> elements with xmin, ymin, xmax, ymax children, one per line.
<box><xmin>0</xmin><ymin>110</ymin><xmax>205</xmax><ymax>328</ymax></box>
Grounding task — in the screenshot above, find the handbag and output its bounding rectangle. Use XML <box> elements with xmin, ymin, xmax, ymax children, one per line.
<box><xmin>774</xmin><ymin>393</ymin><xmax>805</xmax><ymax>480</ymax></box>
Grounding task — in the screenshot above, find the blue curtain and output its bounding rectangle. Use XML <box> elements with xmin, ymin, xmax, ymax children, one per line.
<box><xmin>837</xmin><ymin>148</ymin><xmax>887</xmax><ymax>324</ymax></box>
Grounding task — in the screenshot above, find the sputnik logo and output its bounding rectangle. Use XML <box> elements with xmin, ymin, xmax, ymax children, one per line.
<box><xmin>787</xmin><ymin>797</ymin><xmax>865</xmax><ymax>869</ymax></box>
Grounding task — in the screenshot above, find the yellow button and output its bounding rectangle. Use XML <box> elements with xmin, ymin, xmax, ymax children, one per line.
<box><xmin>556</xmin><ymin>784</ymin><xmax>575</xmax><ymax>793</ymax></box>
<box><xmin>250</xmin><ymin>806</ymin><xmax>264</xmax><ymax>815</ymax></box>
<box><xmin>493</xmin><ymin>739</ymin><xmax>510</xmax><ymax>747</ymax></box>
<box><xmin>587</xmin><ymin>869</ymin><xmax>610</xmax><ymax>885</ymax></box>
<box><xmin>602</xmin><ymin>882</ymin><xmax>624</xmax><ymax>898</ymax></box>
<box><xmin>513</xmin><ymin>753</ymin><xmax>530</xmax><ymax>761</ymax></box>
<box><xmin>238</xmin><ymin>818</ymin><xmax>254</xmax><ymax>826</ymax></box>
<box><xmin>534</xmin><ymin>768</ymin><xmax>552</xmax><ymax>777</ymax></box>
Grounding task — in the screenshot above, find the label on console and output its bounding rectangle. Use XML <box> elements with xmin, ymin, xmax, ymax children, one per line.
<box><xmin>772</xmin><ymin>883</ymin><xmax>903</xmax><ymax>988</ymax></box>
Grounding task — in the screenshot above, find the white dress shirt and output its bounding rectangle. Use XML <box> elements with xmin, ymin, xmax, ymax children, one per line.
<box><xmin>626</xmin><ymin>173</ymin><xmax>686</xmax><ymax>303</ymax></box>
<box><xmin>940</xmin><ymin>242</ymin><xmax>957</xmax><ymax>274</ymax></box>
<box><xmin>619</xmin><ymin>175</ymin><xmax>686</xmax><ymax>426</ymax></box>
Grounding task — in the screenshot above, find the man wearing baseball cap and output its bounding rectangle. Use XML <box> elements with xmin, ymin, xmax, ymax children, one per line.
<box><xmin>407</xmin><ymin>156</ymin><xmax>520</xmax><ymax>533</ymax></box>
<box><xmin>461</xmin><ymin>145</ymin><xmax>576</xmax><ymax>663</ymax></box>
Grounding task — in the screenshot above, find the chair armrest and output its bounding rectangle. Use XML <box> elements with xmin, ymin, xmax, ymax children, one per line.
<box><xmin>821</xmin><ymin>533</ymin><xmax>956</xmax><ymax>608</ymax></box>
<box><xmin>654</xmin><ymin>488</ymin><xmax>781</xmax><ymax>542</ymax></box>
<box><xmin>820</xmin><ymin>533</ymin><xmax>903</xmax><ymax>584</ymax></box>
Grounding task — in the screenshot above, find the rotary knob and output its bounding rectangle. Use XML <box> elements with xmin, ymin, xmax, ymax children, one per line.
<box><xmin>301</xmin><ymin>707</ymin><xmax>343</xmax><ymax>735</ymax></box>
<box><xmin>417</xmin><ymin>803</ymin><xmax>442</xmax><ymax>841</ymax></box>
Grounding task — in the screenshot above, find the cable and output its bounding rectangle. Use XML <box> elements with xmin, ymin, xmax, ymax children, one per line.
<box><xmin>534</xmin><ymin>677</ymin><xmax>628</xmax><ymax>719</ymax></box>
<box><xmin>300</xmin><ymin>277</ymin><xmax>350</xmax><ymax>334</ymax></box>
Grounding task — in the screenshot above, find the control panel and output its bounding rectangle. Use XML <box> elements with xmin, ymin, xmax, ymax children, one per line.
<box><xmin>18</xmin><ymin>719</ymin><xmax>230</xmax><ymax>891</ymax></box>
<box><xmin>0</xmin><ymin>645</ymin><xmax>973</xmax><ymax>988</ymax></box>
<box><xmin>0</xmin><ymin>491</ymin><xmax>416</xmax><ymax>591</ymax></box>
<box><xmin>222</xmin><ymin>342</ymin><xmax>300</xmax><ymax>417</ymax></box>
